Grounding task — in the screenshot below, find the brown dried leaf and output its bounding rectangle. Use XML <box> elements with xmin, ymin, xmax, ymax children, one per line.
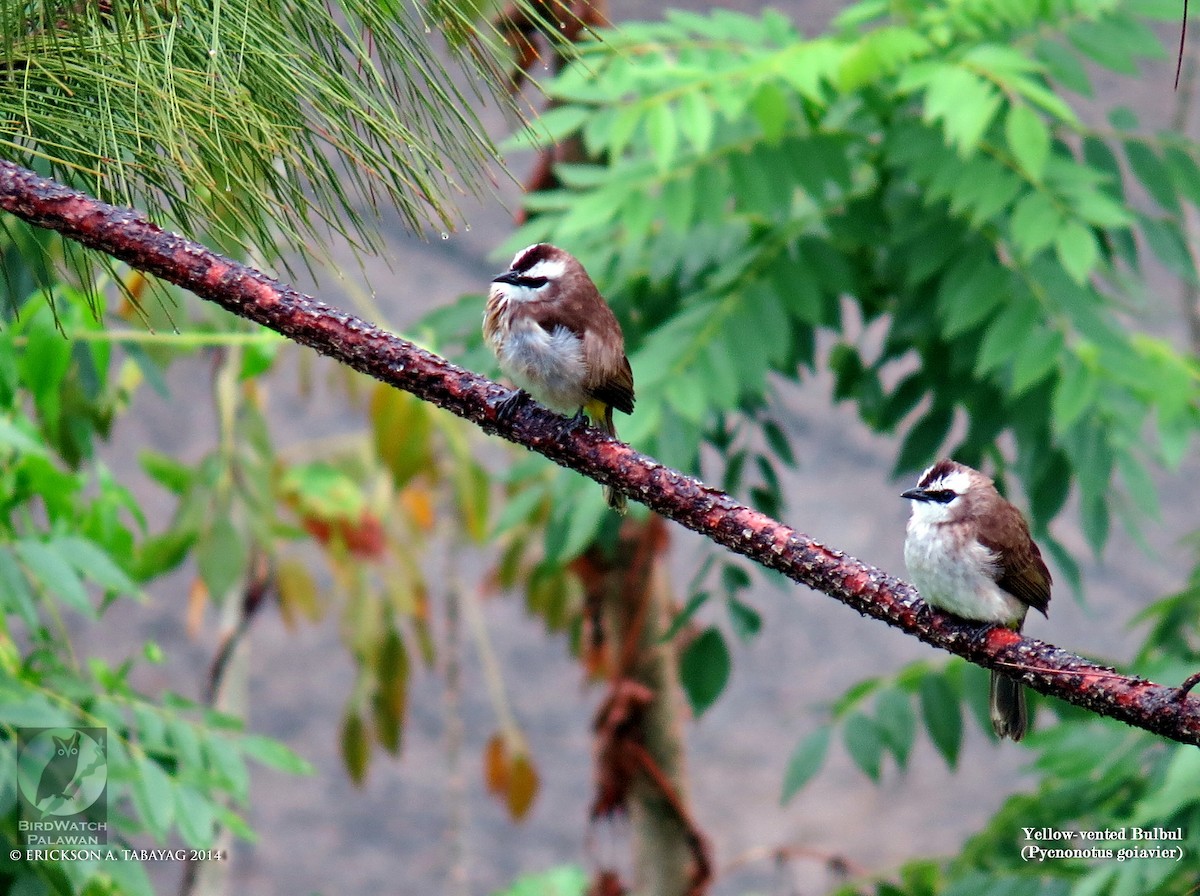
<box><xmin>484</xmin><ymin>732</ymin><xmax>508</xmax><ymax>797</ymax></box>
<box><xmin>276</xmin><ymin>558</ymin><xmax>321</xmax><ymax>629</ymax></box>
<box><xmin>506</xmin><ymin>751</ymin><xmax>539</xmax><ymax>821</ymax></box>
<box><xmin>399</xmin><ymin>483</ymin><xmax>435</xmax><ymax>531</ymax></box>
<box><xmin>186</xmin><ymin>576</ymin><xmax>208</xmax><ymax>639</ymax></box>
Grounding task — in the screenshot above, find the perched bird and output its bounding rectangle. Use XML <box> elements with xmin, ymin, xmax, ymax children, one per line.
<box><xmin>902</xmin><ymin>459</ymin><xmax>1051</xmax><ymax>741</ymax></box>
<box><xmin>484</xmin><ymin>243</ymin><xmax>636</xmax><ymax>513</ymax></box>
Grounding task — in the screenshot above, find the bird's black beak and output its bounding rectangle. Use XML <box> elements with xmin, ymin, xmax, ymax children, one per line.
<box><xmin>901</xmin><ymin>487</ymin><xmax>928</xmax><ymax>501</ymax></box>
<box><xmin>492</xmin><ymin>270</ymin><xmax>521</xmax><ymax>286</ymax></box>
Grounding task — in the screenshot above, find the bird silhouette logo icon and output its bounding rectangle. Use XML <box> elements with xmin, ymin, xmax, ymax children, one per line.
<box><xmin>17</xmin><ymin>728</ymin><xmax>107</xmax><ymax>819</ymax></box>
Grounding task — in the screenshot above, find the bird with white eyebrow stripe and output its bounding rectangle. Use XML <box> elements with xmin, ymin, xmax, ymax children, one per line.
<box><xmin>902</xmin><ymin>459</ymin><xmax>1052</xmax><ymax>741</ymax></box>
<box><xmin>483</xmin><ymin>243</ymin><xmax>636</xmax><ymax>513</ymax></box>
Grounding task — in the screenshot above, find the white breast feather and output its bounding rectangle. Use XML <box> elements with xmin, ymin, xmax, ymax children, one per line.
<box><xmin>494</xmin><ymin>316</ymin><xmax>588</xmax><ymax>414</ymax></box>
<box><xmin>904</xmin><ymin>512</ymin><xmax>1026</xmax><ymax>625</ymax></box>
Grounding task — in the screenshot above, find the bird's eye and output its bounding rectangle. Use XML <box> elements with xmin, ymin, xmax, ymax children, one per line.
<box><xmin>519</xmin><ymin>276</ymin><xmax>549</xmax><ymax>288</ymax></box>
<box><xmin>928</xmin><ymin>489</ymin><xmax>957</xmax><ymax>503</ymax></box>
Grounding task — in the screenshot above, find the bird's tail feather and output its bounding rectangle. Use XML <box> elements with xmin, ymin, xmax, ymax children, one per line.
<box><xmin>590</xmin><ymin>402</ymin><xmax>627</xmax><ymax>515</ymax></box>
<box><xmin>990</xmin><ymin>671</ymin><xmax>1027</xmax><ymax>741</ymax></box>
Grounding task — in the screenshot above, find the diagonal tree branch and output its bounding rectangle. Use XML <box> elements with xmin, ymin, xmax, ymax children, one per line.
<box><xmin>2</xmin><ymin>158</ymin><xmax>1198</xmax><ymax>745</ymax></box>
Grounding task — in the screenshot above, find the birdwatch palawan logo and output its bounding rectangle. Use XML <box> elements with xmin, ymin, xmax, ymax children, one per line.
<box><xmin>16</xmin><ymin>728</ymin><xmax>108</xmax><ymax>846</ymax></box>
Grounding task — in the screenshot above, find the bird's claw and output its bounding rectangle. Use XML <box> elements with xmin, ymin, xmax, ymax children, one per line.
<box><xmin>565</xmin><ymin>407</ymin><xmax>590</xmax><ymax>433</ymax></box>
<box><xmin>493</xmin><ymin>388</ymin><xmax>532</xmax><ymax>424</ymax></box>
<box><xmin>916</xmin><ymin>601</ymin><xmax>934</xmax><ymax>626</ymax></box>
<box><xmin>968</xmin><ymin>622</ymin><xmax>1001</xmax><ymax>651</ymax></box>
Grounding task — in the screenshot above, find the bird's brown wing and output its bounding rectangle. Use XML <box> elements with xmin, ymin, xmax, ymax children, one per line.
<box><xmin>526</xmin><ymin>287</ymin><xmax>634</xmax><ymax>415</ymax></box>
<box><xmin>977</xmin><ymin>507</ymin><xmax>1052</xmax><ymax>617</ymax></box>
<box><xmin>587</xmin><ymin>353</ymin><xmax>635</xmax><ymax>415</ymax></box>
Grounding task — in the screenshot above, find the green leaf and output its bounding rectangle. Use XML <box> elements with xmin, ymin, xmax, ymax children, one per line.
<box><xmin>604</xmin><ymin>104</ymin><xmax>643</xmax><ymax>161</ymax></box>
<box><xmin>727</xmin><ymin>596</ymin><xmax>762</xmax><ymax>641</ymax></box>
<box><xmin>196</xmin><ymin>516</ymin><xmax>248</xmax><ymax>599</ymax></box>
<box><xmin>1006</xmin><ymin>103</ymin><xmax>1050</xmax><ymax>182</ymax></box>
<box><xmin>1033</xmin><ymin>38</ymin><xmax>1092</xmax><ymax>95</ymax></box>
<box><xmin>175</xmin><ymin>785</ymin><xmax>217</xmax><ymax>848</ymax></box>
<box><xmin>947</xmin><ymin>156</ymin><xmax>1024</xmax><ymax>225</ymax></box>
<box><xmin>370</xmin><ymin>386</ymin><xmax>433</xmax><ymax>489</ymax></box>
<box><xmin>936</xmin><ymin>250</ymin><xmax>1006</xmax><ymax>337</ymax></box>
<box><xmin>1082</xmin><ymin>135</ymin><xmax>1124</xmax><ymax>191</ymax></box>
<box><xmin>749</xmin><ymin>81</ymin><xmax>790</xmax><ymax>143</ymax></box>
<box><xmin>1005</xmin><ymin>72</ymin><xmax>1079</xmax><ymax>125</ymax></box>
<box><xmin>975</xmin><ymin>297</ymin><xmax>1041</xmax><ymax>376</ymax></box>
<box><xmin>1130</xmin><ymin>744</ymin><xmax>1200</xmax><ymax>824</ymax></box>
<box><xmin>922</xmin><ymin>66</ymin><xmax>1002</xmax><ymax>154</ymax></box>
<box><xmin>544</xmin><ymin>485</ymin><xmax>608</xmax><ymax>563</ymax></box>
<box><xmin>1080</xmin><ymin>488</ymin><xmax>1110</xmax><ymax>556</ymax></box>
<box><xmin>1055</xmin><ymin>220</ymin><xmax>1100</xmax><ymax>285</ymax></box>
<box><xmin>877</xmin><ymin>374</ymin><xmax>927</xmax><ymax>432</ymax></box>
<box><xmin>0</xmin><ymin>546</ymin><xmax>38</xmax><ymax>628</ymax></box>
<box><xmin>1009</xmin><ymin>190</ymin><xmax>1062</xmax><ymax>258</ymax></box>
<box><xmin>1116</xmin><ymin>452</ymin><xmax>1160</xmax><ymax>520</ymax></box>
<box><xmin>57</xmin><ymin>536</ymin><xmax>139</xmax><ymax>596</ymax></box>
<box><xmin>729</xmin><ymin>147</ymin><xmax>791</xmax><ymax>217</ymax></box>
<box><xmin>777</xmin><ymin>38</ymin><xmax>840</xmax><ymax>101</ymax></box>
<box><xmin>452</xmin><ymin>460</ymin><xmax>491</xmax><ymax>544</ymax></box>
<box><xmin>1164</xmin><ymin>145</ymin><xmax>1200</xmax><ymax>209</ymax></box>
<box><xmin>677</xmin><ymin>90</ymin><xmax>715</xmax><ymax>153</ymax></box>
<box><xmin>239</xmin><ymin>734</ymin><xmax>314</xmax><ymax>776</ymax></box>
<box><xmin>665</xmin><ymin>368</ymin><xmax>710</xmax><ymax>423</ymax></box>
<box><xmin>0</xmin><ymin>682</ymin><xmax>73</xmax><ymax>727</ymax></box>
<box><xmin>832</xmin><ymin>677</ymin><xmax>883</xmax><ymax>717</ymax></box>
<box><xmin>1068</xmin><ymin>19</ymin><xmax>1139</xmax><ymax>74</ymax></box>
<box><xmin>492</xmin><ymin>867</ymin><xmax>590</xmax><ymax>896</ymax></box>
<box><xmin>721</xmin><ymin>564</ymin><xmax>752</xmax><ymax>595</ymax></box>
<box><xmin>679</xmin><ymin>627</ymin><xmax>732</xmax><ymax>716</ymax></box>
<box><xmin>919</xmin><ymin>674</ymin><xmax>962</xmax><ymax>767</ymax></box>
<box><xmin>1051</xmin><ymin>354</ymin><xmax>1097</xmax><ymax>435</ymax></box>
<box><xmin>96</xmin><ymin>854</ymin><xmax>154</xmax><ymax>896</ymax></box>
<box><xmin>646</xmin><ymin>102</ymin><xmax>680</xmax><ymax>174</ymax></box>
<box><xmin>763</xmin><ymin>419</ymin><xmax>796</xmax><ymax>466</ymax></box>
<box><xmin>781</xmin><ymin>725</ymin><xmax>831</xmax><ymax>803</ymax></box>
<box><xmin>489</xmin><ymin>483</ymin><xmax>547</xmax><ymax>538</ymax></box>
<box><xmin>129</xmin><ymin>757</ymin><xmax>175</xmax><ymax>837</ymax></box>
<box><xmin>15</xmin><ymin>538</ymin><xmax>93</xmax><ymax>617</ymax></box>
<box><xmin>0</xmin><ymin>416</ymin><xmax>47</xmax><ymax>456</ymax></box>
<box><xmin>841</xmin><ymin>26</ymin><xmax>931</xmax><ymax>90</ymax></box>
<box><xmin>1042</xmin><ymin>533</ymin><xmax>1083</xmax><ymax>601</ymax></box>
<box><xmin>662</xmin><ymin>591</ymin><xmax>711</xmax><ymax>642</ymax></box>
<box><xmin>843</xmin><ymin>712</ymin><xmax>884</xmax><ymax>780</ymax></box>
<box><xmin>895</xmin><ymin>405</ymin><xmax>954</xmax><ymax>475</ymax></box>
<box><xmin>874</xmin><ymin>688</ymin><xmax>915</xmax><ymax>768</ymax></box>
<box><xmin>1124</xmin><ymin>141</ymin><xmax>1180</xmax><ymax>213</ymax></box>
<box><xmin>203</xmin><ymin>736</ymin><xmax>250</xmax><ymax>801</ymax></box>
<box><xmin>1029</xmin><ymin>449</ymin><xmax>1072</xmax><ymax>526</ymax></box>
<box><xmin>1109</xmin><ymin>106</ymin><xmax>1139</xmax><ymax>131</ymax></box>
<box><xmin>1140</xmin><ymin>215</ymin><xmax>1198</xmax><ymax>284</ymax></box>
<box><xmin>169</xmin><ymin>718</ymin><xmax>205</xmax><ymax>776</ymax></box>
<box><xmin>505</xmin><ymin>104</ymin><xmax>590</xmax><ymax>150</ymax></box>
<box><xmin>700</xmin><ymin>339</ymin><xmax>742</xmax><ymax>410</ymax></box>
<box><xmin>139</xmin><ymin>450</ymin><xmax>196</xmax><ymax>496</ymax></box>
<box><xmin>556</xmin><ymin>184</ymin><xmax>629</xmax><ymax>238</ymax></box>
<box><xmin>1070</xmin><ymin>189</ymin><xmax>1133</xmax><ymax>228</ymax></box>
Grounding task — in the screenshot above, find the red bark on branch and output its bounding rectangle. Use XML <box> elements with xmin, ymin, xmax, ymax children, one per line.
<box><xmin>2</xmin><ymin>158</ymin><xmax>1199</xmax><ymax>745</ymax></box>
